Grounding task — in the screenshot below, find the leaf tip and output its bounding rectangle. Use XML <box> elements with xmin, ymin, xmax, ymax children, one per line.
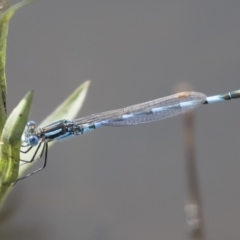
<box><xmin>83</xmin><ymin>80</ymin><xmax>91</xmax><ymax>87</ymax></box>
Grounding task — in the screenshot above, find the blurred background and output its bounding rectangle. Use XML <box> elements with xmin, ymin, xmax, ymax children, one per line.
<box><xmin>1</xmin><ymin>0</ymin><xmax>240</xmax><ymax>239</ymax></box>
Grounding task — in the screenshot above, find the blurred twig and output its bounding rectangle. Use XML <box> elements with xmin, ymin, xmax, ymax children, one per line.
<box><xmin>183</xmin><ymin>111</ymin><xmax>205</xmax><ymax>240</ymax></box>
<box><xmin>174</xmin><ymin>82</ymin><xmax>205</xmax><ymax>239</ymax></box>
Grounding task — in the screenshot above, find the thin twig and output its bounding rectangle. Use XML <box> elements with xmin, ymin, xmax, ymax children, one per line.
<box><xmin>183</xmin><ymin>108</ymin><xmax>205</xmax><ymax>240</ymax></box>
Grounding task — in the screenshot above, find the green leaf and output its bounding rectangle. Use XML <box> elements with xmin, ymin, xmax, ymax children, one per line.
<box><xmin>19</xmin><ymin>80</ymin><xmax>90</xmax><ymax>177</ymax></box>
<box><xmin>0</xmin><ymin>90</ymin><xmax>33</xmax><ymax>207</ymax></box>
<box><xmin>0</xmin><ymin>91</ymin><xmax>33</xmax><ymax>206</ymax></box>
<box><xmin>39</xmin><ymin>80</ymin><xmax>91</xmax><ymax>128</ymax></box>
<box><xmin>0</xmin><ymin>0</ymin><xmax>36</xmax><ymax>135</ymax></box>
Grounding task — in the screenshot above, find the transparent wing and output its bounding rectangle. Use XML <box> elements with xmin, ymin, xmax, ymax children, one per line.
<box><xmin>74</xmin><ymin>92</ymin><xmax>206</xmax><ymax>127</ymax></box>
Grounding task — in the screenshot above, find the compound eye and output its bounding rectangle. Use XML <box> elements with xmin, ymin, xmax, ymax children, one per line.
<box><xmin>27</xmin><ymin>121</ymin><xmax>37</xmax><ymax>132</ymax></box>
<box><xmin>28</xmin><ymin>136</ymin><xmax>39</xmax><ymax>146</ymax></box>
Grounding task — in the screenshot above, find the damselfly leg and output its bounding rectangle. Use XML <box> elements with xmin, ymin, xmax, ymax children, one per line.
<box><xmin>15</xmin><ymin>141</ymin><xmax>48</xmax><ymax>184</ymax></box>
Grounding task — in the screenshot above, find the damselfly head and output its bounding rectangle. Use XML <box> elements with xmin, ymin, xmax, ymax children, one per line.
<box><xmin>21</xmin><ymin>121</ymin><xmax>39</xmax><ymax>146</ymax></box>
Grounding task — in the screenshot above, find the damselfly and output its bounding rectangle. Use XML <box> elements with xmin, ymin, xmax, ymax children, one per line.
<box><xmin>19</xmin><ymin>89</ymin><xmax>240</xmax><ymax>181</ymax></box>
